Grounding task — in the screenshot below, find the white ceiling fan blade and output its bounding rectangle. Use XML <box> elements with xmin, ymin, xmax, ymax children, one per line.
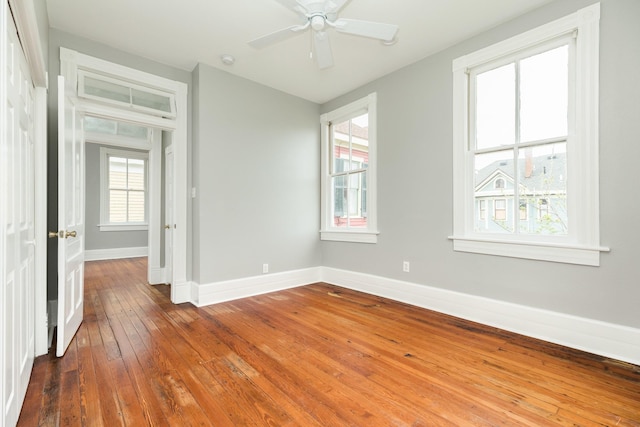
<box><xmin>249</xmin><ymin>24</ymin><xmax>307</xmax><ymax>49</ymax></box>
<box><xmin>313</xmin><ymin>31</ymin><xmax>334</xmax><ymax>69</ymax></box>
<box><xmin>333</xmin><ymin>18</ymin><xmax>398</xmax><ymax>42</ymax></box>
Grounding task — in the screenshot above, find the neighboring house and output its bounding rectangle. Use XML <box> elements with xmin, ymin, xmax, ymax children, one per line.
<box><xmin>474</xmin><ymin>152</ymin><xmax>567</xmax><ymax>235</ymax></box>
<box><xmin>332</xmin><ymin>120</ymin><xmax>369</xmax><ymax>227</ymax></box>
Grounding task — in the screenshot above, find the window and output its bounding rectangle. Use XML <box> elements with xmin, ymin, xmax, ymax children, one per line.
<box><xmin>451</xmin><ymin>3</ymin><xmax>608</xmax><ymax>266</ymax></box>
<box><xmin>494</xmin><ymin>199</ymin><xmax>506</xmax><ymax>221</ymax></box>
<box><xmin>78</xmin><ymin>70</ymin><xmax>176</xmax><ymax>118</ymax></box>
<box><xmin>321</xmin><ymin>93</ymin><xmax>378</xmax><ymax>243</ymax></box>
<box><xmin>99</xmin><ymin>147</ymin><xmax>148</xmax><ymax>231</ymax></box>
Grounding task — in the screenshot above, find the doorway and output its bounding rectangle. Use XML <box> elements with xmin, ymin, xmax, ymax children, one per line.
<box><xmin>58</xmin><ymin>47</ymin><xmax>189</xmax><ymax>304</ymax></box>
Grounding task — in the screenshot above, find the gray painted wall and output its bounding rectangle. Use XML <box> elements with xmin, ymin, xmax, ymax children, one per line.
<box><xmin>43</xmin><ymin>0</ymin><xmax>639</xmax><ymax>332</ymax></box>
<box><xmin>192</xmin><ymin>63</ymin><xmax>321</xmax><ymax>284</ymax></box>
<box><xmin>33</xmin><ymin>0</ymin><xmax>48</xmax><ymax>66</ymax></box>
<box><xmin>47</xmin><ymin>29</ymin><xmax>193</xmax><ymax>299</ymax></box>
<box><xmin>84</xmin><ymin>143</ymin><xmax>148</xmax><ymax>250</ymax></box>
<box><xmin>320</xmin><ymin>0</ymin><xmax>640</xmax><ymax>329</ymax></box>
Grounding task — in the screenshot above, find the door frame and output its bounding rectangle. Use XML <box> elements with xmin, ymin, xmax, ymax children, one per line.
<box><xmin>59</xmin><ymin>48</ymin><xmax>190</xmax><ymax>304</ymax></box>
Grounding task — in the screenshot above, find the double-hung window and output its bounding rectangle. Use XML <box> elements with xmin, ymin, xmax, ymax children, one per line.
<box><xmin>99</xmin><ymin>147</ymin><xmax>148</xmax><ymax>231</ymax></box>
<box><xmin>321</xmin><ymin>93</ymin><xmax>378</xmax><ymax>243</ymax></box>
<box><xmin>451</xmin><ymin>3</ymin><xmax>608</xmax><ymax>265</ymax></box>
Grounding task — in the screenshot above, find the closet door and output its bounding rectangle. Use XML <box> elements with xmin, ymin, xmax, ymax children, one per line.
<box><xmin>1</xmin><ymin>5</ymin><xmax>36</xmax><ymax>426</ymax></box>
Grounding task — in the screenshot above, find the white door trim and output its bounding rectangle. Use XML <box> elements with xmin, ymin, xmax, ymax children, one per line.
<box><xmin>60</xmin><ymin>47</ymin><xmax>189</xmax><ymax>303</ymax></box>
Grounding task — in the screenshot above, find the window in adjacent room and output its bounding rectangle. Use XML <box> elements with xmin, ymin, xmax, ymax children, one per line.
<box><xmin>451</xmin><ymin>3</ymin><xmax>607</xmax><ymax>265</ymax></box>
<box><xmin>320</xmin><ymin>93</ymin><xmax>378</xmax><ymax>243</ymax></box>
<box><xmin>99</xmin><ymin>147</ymin><xmax>148</xmax><ymax>231</ymax></box>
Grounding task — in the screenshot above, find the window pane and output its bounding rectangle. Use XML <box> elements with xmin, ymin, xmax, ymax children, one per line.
<box><xmin>518</xmin><ymin>142</ymin><xmax>567</xmax><ymax>235</ymax></box>
<box><xmin>128</xmin><ymin>191</ymin><xmax>145</xmax><ymax>222</ymax></box>
<box><xmin>349</xmin><ymin>171</ymin><xmax>368</xmax><ymax>228</ymax></box>
<box><xmin>474</xmin><ymin>150</ymin><xmax>514</xmax><ymax>233</ymax></box>
<box><xmin>332</xmin><ymin>113</ymin><xmax>369</xmax><ymax>173</ymax></box>
<box><xmin>84</xmin><ymin>76</ymin><xmax>130</xmax><ymax>104</ymax></box>
<box><xmin>109</xmin><ymin>157</ymin><xmax>127</xmax><ymax>189</ymax></box>
<box><xmin>520</xmin><ymin>45</ymin><xmax>568</xmax><ymax>143</ymax></box>
<box><xmin>127</xmin><ymin>159</ymin><xmax>145</xmax><ymax>190</ymax></box>
<box><xmin>332</xmin><ymin>119</ymin><xmax>351</xmax><ymax>173</ymax></box>
<box><xmin>332</xmin><ymin>175</ymin><xmax>347</xmax><ymax>227</ymax></box>
<box><xmin>109</xmin><ymin>190</ymin><xmax>127</xmax><ymax>222</ymax></box>
<box><xmin>350</xmin><ymin>113</ymin><xmax>369</xmax><ymax>170</ymax></box>
<box><xmin>118</xmin><ymin>122</ymin><xmax>149</xmax><ymax>139</ymax></box>
<box><xmin>475</xmin><ymin>63</ymin><xmax>515</xmax><ymax>149</ymax></box>
<box><xmin>84</xmin><ymin>116</ymin><xmax>117</xmax><ymax>134</ymax></box>
<box><xmin>131</xmin><ymin>88</ymin><xmax>172</xmax><ymax>113</ymax></box>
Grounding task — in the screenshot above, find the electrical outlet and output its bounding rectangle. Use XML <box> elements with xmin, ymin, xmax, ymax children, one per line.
<box><xmin>262</xmin><ymin>263</ymin><xmax>269</xmax><ymax>274</ymax></box>
<box><xmin>403</xmin><ymin>261</ymin><xmax>410</xmax><ymax>272</ymax></box>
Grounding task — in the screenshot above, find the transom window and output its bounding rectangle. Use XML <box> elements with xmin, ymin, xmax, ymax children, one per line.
<box><xmin>451</xmin><ymin>3</ymin><xmax>607</xmax><ymax>266</ymax></box>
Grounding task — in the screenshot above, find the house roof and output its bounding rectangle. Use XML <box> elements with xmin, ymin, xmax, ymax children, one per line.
<box><xmin>475</xmin><ymin>151</ymin><xmax>566</xmax><ymax>193</ymax></box>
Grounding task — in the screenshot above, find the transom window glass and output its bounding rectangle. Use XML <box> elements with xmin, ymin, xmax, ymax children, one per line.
<box><xmin>78</xmin><ymin>70</ymin><xmax>176</xmax><ymax>118</ymax></box>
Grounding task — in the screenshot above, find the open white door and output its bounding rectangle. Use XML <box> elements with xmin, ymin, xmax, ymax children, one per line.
<box><xmin>164</xmin><ymin>145</ymin><xmax>174</xmax><ymax>284</ymax></box>
<box><xmin>56</xmin><ymin>75</ymin><xmax>85</xmax><ymax>357</ymax></box>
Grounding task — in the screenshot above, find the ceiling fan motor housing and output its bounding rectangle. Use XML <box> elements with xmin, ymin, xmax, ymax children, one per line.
<box><xmin>310</xmin><ymin>15</ymin><xmax>326</xmax><ymax>31</ymax></box>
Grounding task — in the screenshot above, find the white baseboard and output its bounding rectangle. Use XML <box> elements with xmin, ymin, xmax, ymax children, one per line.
<box><xmin>84</xmin><ymin>246</ymin><xmax>148</xmax><ymax>261</ymax></box>
<box><xmin>192</xmin><ymin>267</ymin><xmax>322</xmax><ymax>307</ymax></box>
<box><xmin>188</xmin><ymin>266</ymin><xmax>639</xmax><ymax>365</ymax></box>
<box><xmin>321</xmin><ymin>267</ymin><xmax>640</xmax><ymax>366</ymax></box>
<box><xmin>148</xmin><ymin>266</ymin><xmax>166</xmax><ymax>285</ymax></box>
<box><xmin>172</xmin><ymin>280</ymin><xmax>192</xmax><ymax>304</ymax></box>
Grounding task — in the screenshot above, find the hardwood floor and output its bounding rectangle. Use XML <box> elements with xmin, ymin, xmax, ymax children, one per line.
<box><xmin>18</xmin><ymin>258</ymin><xmax>640</xmax><ymax>426</ymax></box>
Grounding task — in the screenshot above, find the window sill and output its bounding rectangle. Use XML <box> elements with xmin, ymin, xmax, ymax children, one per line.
<box><xmin>448</xmin><ymin>235</ymin><xmax>609</xmax><ymax>266</ymax></box>
<box><xmin>321</xmin><ymin>230</ymin><xmax>379</xmax><ymax>244</ymax></box>
<box><xmin>98</xmin><ymin>223</ymin><xmax>148</xmax><ymax>232</ymax></box>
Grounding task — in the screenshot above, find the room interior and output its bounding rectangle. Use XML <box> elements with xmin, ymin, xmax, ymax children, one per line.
<box><xmin>2</xmin><ymin>0</ymin><xmax>640</xmax><ymax>424</ymax></box>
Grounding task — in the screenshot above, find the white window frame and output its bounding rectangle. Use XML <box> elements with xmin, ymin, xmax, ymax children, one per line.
<box><xmin>450</xmin><ymin>3</ymin><xmax>608</xmax><ymax>266</ymax></box>
<box><xmin>99</xmin><ymin>147</ymin><xmax>149</xmax><ymax>231</ymax></box>
<box><xmin>320</xmin><ymin>93</ymin><xmax>378</xmax><ymax>243</ymax></box>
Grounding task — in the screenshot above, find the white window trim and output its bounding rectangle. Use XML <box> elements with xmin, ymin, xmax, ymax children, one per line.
<box><xmin>450</xmin><ymin>3</ymin><xmax>609</xmax><ymax>266</ymax></box>
<box><xmin>320</xmin><ymin>93</ymin><xmax>379</xmax><ymax>243</ymax></box>
<box><xmin>99</xmin><ymin>146</ymin><xmax>149</xmax><ymax>232</ymax></box>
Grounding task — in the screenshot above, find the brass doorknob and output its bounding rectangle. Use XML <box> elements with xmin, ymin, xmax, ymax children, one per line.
<box><xmin>48</xmin><ymin>231</ymin><xmax>61</xmax><ymax>238</ymax></box>
<box><xmin>164</xmin><ymin>224</ymin><xmax>171</xmax><ymax>229</ymax></box>
<box><xmin>65</xmin><ymin>230</ymin><xmax>77</xmax><ymax>238</ymax></box>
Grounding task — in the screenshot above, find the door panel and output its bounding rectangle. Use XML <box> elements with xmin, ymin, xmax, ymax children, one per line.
<box><xmin>2</xmin><ymin>7</ymin><xmax>36</xmax><ymax>426</ymax></box>
<box><xmin>56</xmin><ymin>75</ymin><xmax>85</xmax><ymax>357</ymax></box>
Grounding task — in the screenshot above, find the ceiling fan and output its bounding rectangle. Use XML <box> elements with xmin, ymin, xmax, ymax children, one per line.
<box><xmin>248</xmin><ymin>0</ymin><xmax>399</xmax><ymax>69</ymax></box>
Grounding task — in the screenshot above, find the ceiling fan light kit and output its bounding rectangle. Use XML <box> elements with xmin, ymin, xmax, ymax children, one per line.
<box><xmin>249</xmin><ymin>0</ymin><xmax>399</xmax><ymax>69</ymax></box>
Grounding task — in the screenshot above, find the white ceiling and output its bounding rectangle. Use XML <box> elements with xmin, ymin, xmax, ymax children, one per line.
<box><xmin>46</xmin><ymin>0</ymin><xmax>556</xmax><ymax>104</ymax></box>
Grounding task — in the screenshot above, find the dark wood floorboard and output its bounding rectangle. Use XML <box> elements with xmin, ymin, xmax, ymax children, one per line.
<box><xmin>18</xmin><ymin>257</ymin><xmax>640</xmax><ymax>426</ymax></box>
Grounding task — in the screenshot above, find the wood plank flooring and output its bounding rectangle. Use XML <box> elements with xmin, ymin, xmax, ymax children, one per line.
<box><xmin>18</xmin><ymin>257</ymin><xmax>640</xmax><ymax>426</ymax></box>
